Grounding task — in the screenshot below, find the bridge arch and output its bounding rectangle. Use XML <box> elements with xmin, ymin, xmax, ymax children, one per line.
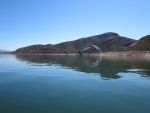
<box><xmin>78</xmin><ymin>44</ymin><xmax>102</xmax><ymax>54</ymax></box>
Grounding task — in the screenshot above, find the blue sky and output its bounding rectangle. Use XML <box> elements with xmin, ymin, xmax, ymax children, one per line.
<box><xmin>0</xmin><ymin>0</ymin><xmax>150</xmax><ymax>51</ymax></box>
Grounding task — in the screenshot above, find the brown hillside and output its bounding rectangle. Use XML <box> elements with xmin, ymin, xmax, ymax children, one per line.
<box><xmin>130</xmin><ymin>35</ymin><xmax>150</xmax><ymax>50</ymax></box>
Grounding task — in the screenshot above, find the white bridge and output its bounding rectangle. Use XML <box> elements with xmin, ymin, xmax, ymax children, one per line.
<box><xmin>78</xmin><ymin>44</ymin><xmax>102</xmax><ymax>54</ymax></box>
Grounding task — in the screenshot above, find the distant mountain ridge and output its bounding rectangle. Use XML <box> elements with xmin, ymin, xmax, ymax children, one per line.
<box><xmin>0</xmin><ymin>49</ymin><xmax>10</xmax><ymax>52</ymax></box>
<box><xmin>15</xmin><ymin>32</ymin><xmax>136</xmax><ymax>54</ymax></box>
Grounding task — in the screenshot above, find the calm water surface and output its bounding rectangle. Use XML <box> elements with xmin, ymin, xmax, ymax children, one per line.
<box><xmin>0</xmin><ymin>54</ymin><xmax>150</xmax><ymax>113</ymax></box>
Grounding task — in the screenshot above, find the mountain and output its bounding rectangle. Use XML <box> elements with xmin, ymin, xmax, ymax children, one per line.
<box><xmin>15</xmin><ymin>32</ymin><xmax>136</xmax><ymax>54</ymax></box>
<box><xmin>0</xmin><ymin>49</ymin><xmax>10</xmax><ymax>53</ymax></box>
<box><xmin>129</xmin><ymin>35</ymin><xmax>150</xmax><ymax>50</ymax></box>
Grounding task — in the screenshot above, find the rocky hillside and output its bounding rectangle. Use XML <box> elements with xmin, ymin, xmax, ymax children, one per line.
<box><xmin>129</xmin><ymin>35</ymin><xmax>150</xmax><ymax>50</ymax></box>
<box><xmin>15</xmin><ymin>32</ymin><xmax>136</xmax><ymax>54</ymax></box>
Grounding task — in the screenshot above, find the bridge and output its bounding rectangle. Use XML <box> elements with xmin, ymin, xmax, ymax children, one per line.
<box><xmin>78</xmin><ymin>44</ymin><xmax>102</xmax><ymax>54</ymax></box>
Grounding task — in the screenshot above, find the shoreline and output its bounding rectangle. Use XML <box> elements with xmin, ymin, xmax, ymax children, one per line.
<box><xmin>12</xmin><ymin>51</ymin><xmax>150</xmax><ymax>57</ymax></box>
<box><xmin>99</xmin><ymin>51</ymin><xmax>150</xmax><ymax>57</ymax></box>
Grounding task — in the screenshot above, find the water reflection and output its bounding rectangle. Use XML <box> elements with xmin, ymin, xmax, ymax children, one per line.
<box><xmin>16</xmin><ymin>54</ymin><xmax>150</xmax><ymax>79</ymax></box>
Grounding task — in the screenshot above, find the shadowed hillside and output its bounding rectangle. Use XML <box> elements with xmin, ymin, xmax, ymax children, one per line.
<box><xmin>15</xmin><ymin>32</ymin><xmax>135</xmax><ymax>54</ymax></box>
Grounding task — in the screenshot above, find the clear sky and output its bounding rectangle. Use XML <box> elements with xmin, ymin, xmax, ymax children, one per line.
<box><xmin>0</xmin><ymin>0</ymin><xmax>150</xmax><ymax>51</ymax></box>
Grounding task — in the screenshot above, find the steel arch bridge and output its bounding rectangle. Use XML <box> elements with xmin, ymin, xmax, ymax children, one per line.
<box><xmin>78</xmin><ymin>44</ymin><xmax>102</xmax><ymax>54</ymax></box>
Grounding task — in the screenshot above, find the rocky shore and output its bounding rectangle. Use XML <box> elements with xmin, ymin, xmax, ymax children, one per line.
<box><xmin>14</xmin><ymin>51</ymin><xmax>150</xmax><ymax>58</ymax></box>
<box><xmin>99</xmin><ymin>51</ymin><xmax>150</xmax><ymax>57</ymax></box>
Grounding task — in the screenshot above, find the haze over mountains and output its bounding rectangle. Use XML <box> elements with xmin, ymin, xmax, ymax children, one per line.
<box><xmin>0</xmin><ymin>49</ymin><xmax>10</xmax><ymax>53</ymax></box>
<box><xmin>15</xmin><ymin>32</ymin><xmax>150</xmax><ymax>54</ymax></box>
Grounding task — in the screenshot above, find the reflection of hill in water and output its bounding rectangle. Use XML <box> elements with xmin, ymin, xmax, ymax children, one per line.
<box><xmin>16</xmin><ymin>55</ymin><xmax>150</xmax><ymax>79</ymax></box>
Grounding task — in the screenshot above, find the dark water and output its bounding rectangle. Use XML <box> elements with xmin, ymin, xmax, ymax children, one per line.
<box><xmin>0</xmin><ymin>54</ymin><xmax>150</xmax><ymax>113</ymax></box>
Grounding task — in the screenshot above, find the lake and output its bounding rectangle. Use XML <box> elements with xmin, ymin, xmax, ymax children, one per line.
<box><xmin>0</xmin><ymin>54</ymin><xmax>150</xmax><ymax>113</ymax></box>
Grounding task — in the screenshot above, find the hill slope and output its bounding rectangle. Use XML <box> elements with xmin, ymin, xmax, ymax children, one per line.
<box><xmin>15</xmin><ymin>32</ymin><xmax>136</xmax><ymax>54</ymax></box>
<box><xmin>129</xmin><ymin>35</ymin><xmax>150</xmax><ymax>50</ymax></box>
